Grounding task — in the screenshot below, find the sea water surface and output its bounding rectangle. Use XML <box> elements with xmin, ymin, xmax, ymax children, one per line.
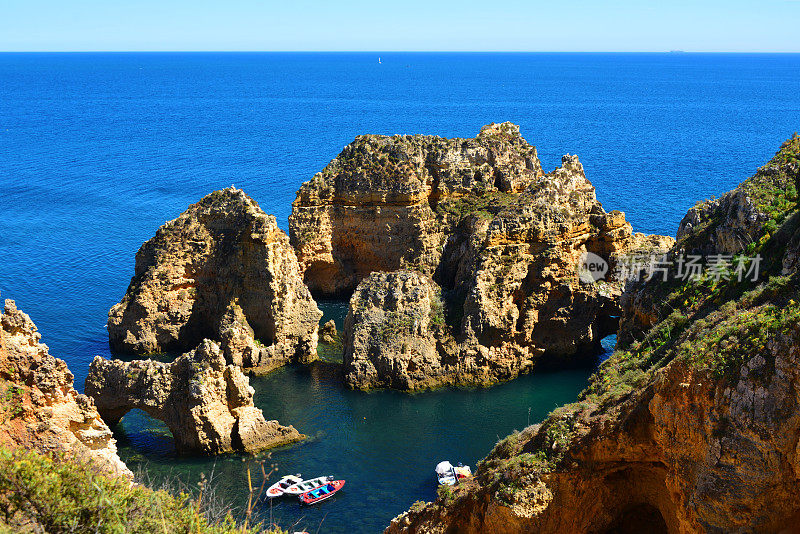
<box><xmin>1</xmin><ymin>52</ymin><xmax>800</xmax><ymax>532</ymax></box>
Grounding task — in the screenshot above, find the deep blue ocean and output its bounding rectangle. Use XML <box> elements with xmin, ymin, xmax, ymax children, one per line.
<box><xmin>1</xmin><ymin>53</ymin><xmax>799</xmax><ymax>532</ymax></box>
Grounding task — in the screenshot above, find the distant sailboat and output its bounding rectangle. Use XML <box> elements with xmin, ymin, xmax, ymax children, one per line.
<box><xmin>378</xmin><ymin>57</ymin><xmax>382</xmax><ymax>64</ymax></box>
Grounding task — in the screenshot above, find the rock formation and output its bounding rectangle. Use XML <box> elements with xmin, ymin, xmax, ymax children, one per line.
<box><xmin>108</xmin><ymin>187</ymin><xmax>322</xmax><ymax>373</ymax></box>
<box><xmin>0</xmin><ymin>298</ymin><xmax>131</xmax><ymax>478</ymax></box>
<box><xmin>623</xmin><ymin>133</ymin><xmax>800</xmax><ymax>341</ymax></box>
<box><xmin>318</xmin><ymin>124</ymin><xmax>672</xmax><ymax>389</ymax></box>
<box><xmin>343</xmin><ymin>271</ymin><xmax>455</xmax><ymax>390</ymax></box>
<box><xmin>290</xmin><ymin>122</ymin><xmax>543</xmax><ymax>296</ymax></box>
<box><xmin>85</xmin><ymin>339</ymin><xmax>303</xmax><ymax>454</ymax></box>
<box><xmin>319</xmin><ymin>319</ymin><xmax>338</xmax><ymax>344</ymax></box>
<box><xmin>386</xmin><ymin>136</ymin><xmax>800</xmax><ymax>533</ymax></box>
<box><xmin>674</xmin><ymin>140</ymin><xmax>799</xmax><ymax>257</ymax></box>
<box><xmin>453</xmin><ymin>154</ymin><xmax>672</xmax><ymax>368</ymax></box>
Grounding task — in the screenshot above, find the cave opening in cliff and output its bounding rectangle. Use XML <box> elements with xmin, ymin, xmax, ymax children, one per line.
<box><xmin>304</xmin><ymin>260</ymin><xmax>353</xmax><ymax>299</ymax></box>
<box><xmin>113</xmin><ymin>409</ymin><xmax>177</xmax><ymax>456</ymax></box>
<box><xmin>603</xmin><ymin>503</ymin><xmax>669</xmax><ymax>534</ymax></box>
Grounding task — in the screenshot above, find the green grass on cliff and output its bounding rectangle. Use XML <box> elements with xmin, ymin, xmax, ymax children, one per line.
<box><xmin>679</xmin><ymin>134</ymin><xmax>799</xmax><ymax>252</ymax></box>
<box><xmin>0</xmin><ymin>447</ymin><xmax>286</xmax><ymax>534</ymax></box>
<box><xmin>435</xmin><ymin>191</ymin><xmax>519</xmax><ymax>222</ymax></box>
<box><xmin>464</xmin><ymin>136</ymin><xmax>800</xmax><ymax>501</ymax></box>
<box><xmin>0</xmin><ymin>382</ymin><xmax>25</xmax><ymax>421</ymax></box>
<box><xmin>592</xmin><ymin>273</ymin><xmax>798</xmax><ymax>402</ymax></box>
<box><xmin>588</xmin><ymin>223</ymin><xmax>800</xmax><ymax>412</ymax></box>
<box><xmin>738</xmin><ymin>135</ymin><xmax>798</xmax><ymax>219</ymax></box>
<box><xmin>599</xmin><ymin>142</ymin><xmax>797</xmax><ymax>389</ymax></box>
<box><xmin>474</xmin><ymin>270</ymin><xmax>800</xmax><ymax>501</ymax></box>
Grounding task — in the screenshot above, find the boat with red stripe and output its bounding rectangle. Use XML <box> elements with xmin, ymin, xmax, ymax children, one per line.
<box><xmin>298</xmin><ymin>480</ymin><xmax>345</xmax><ymax>505</ymax></box>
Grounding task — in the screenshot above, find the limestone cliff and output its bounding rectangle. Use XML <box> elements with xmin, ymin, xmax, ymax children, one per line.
<box><xmin>386</xmin><ymin>137</ymin><xmax>800</xmax><ymax>533</ymax></box>
<box><xmin>0</xmin><ymin>298</ymin><xmax>131</xmax><ymax>478</ymax></box>
<box><xmin>675</xmin><ymin>139</ymin><xmax>799</xmax><ymax>256</ymax></box>
<box><xmin>289</xmin><ymin>122</ymin><xmax>543</xmax><ymax>296</ymax></box>
<box><xmin>343</xmin><ymin>271</ymin><xmax>456</xmax><ymax>390</ymax></box>
<box><xmin>108</xmin><ymin>187</ymin><xmax>322</xmax><ymax>373</ymax></box>
<box><xmin>454</xmin><ymin>154</ymin><xmax>672</xmax><ymax>369</ymax></box>
<box><xmin>325</xmin><ymin>124</ymin><xmax>672</xmax><ymax>390</ymax></box>
<box><xmin>85</xmin><ymin>340</ymin><xmax>303</xmax><ymax>454</ymax></box>
<box><xmin>622</xmin><ymin>134</ymin><xmax>800</xmax><ymax>341</ymax></box>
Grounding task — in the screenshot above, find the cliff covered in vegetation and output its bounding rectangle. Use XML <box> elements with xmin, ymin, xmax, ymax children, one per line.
<box><xmin>0</xmin><ymin>297</ymin><xmax>291</xmax><ymax>532</ymax></box>
<box><xmin>387</xmin><ymin>136</ymin><xmax>800</xmax><ymax>533</ymax></box>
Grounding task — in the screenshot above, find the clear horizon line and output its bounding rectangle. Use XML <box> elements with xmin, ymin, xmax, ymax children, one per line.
<box><xmin>2</xmin><ymin>49</ymin><xmax>800</xmax><ymax>54</ymax></box>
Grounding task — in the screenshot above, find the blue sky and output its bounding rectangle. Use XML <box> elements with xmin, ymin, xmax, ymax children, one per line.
<box><xmin>1</xmin><ymin>0</ymin><xmax>799</xmax><ymax>52</ymax></box>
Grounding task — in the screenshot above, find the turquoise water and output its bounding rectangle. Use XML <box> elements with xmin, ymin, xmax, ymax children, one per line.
<box><xmin>2</xmin><ymin>52</ymin><xmax>800</xmax><ymax>532</ymax></box>
<box><xmin>118</xmin><ymin>364</ymin><xmax>593</xmax><ymax>532</ymax></box>
<box><xmin>115</xmin><ymin>304</ymin><xmax>609</xmax><ymax>532</ymax></box>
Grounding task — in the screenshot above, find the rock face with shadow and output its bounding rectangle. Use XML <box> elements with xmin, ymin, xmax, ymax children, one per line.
<box><xmin>450</xmin><ymin>154</ymin><xmax>672</xmax><ymax>375</ymax></box>
<box><xmin>343</xmin><ymin>271</ymin><xmax>456</xmax><ymax>390</ymax></box>
<box><xmin>324</xmin><ymin>124</ymin><xmax>672</xmax><ymax>390</ymax></box>
<box><xmin>290</xmin><ymin>122</ymin><xmax>543</xmax><ymax>297</ymax></box>
<box><xmin>386</xmin><ymin>136</ymin><xmax>800</xmax><ymax>533</ymax></box>
<box><xmin>107</xmin><ymin>187</ymin><xmax>322</xmax><ymax>374</ymax></box>
<box><xmin>0</xmin><ymin>298</ymin><xmax>131</xmax><ymax>478</ymax></box>
<box><xmin>85</xmin><ymin>339</ymin><xmax>303</xmax><ymax>454</ymax></box>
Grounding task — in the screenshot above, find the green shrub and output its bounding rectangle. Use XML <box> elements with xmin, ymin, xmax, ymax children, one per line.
<box><xmin>1</xmin><ymin>384</ymin><xmax>24</xmax><ymax>420</ymax></box>
<box><xmin>435</xmin><ymin>191</ymin><xmax>518</xmax><ymax>223</ymax></box>
<box><xmin>0</xmin><ymin>447</ymin><xmax>285</xmax><ymax>534</ymax></box>
<box><xmin>491</xmin><ymin>430</ymin><xmax>521</xmax><ymax>459</ymax></box>
<box><xmin>379</xmin><ymin>311</ymin><xmax>415</xmax><ymax>340</ymax></box>
<box><xmin>409</xmin><ymin>500</ymin><xmax>428</xmax><ymax>513</ymax></box>
<box><xmin>436</xmin><ymin>484</ymin><xmax>456</xmax><ymax>505</ymax></box>
<box><xmin>429</xmin><ymin>288</ymin><xmax>446</xmax><ymax>330</ymax></box>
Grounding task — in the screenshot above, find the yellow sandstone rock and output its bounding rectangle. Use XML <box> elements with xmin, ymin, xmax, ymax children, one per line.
<box><xmin>108</xmin><ymin>187</ymin><xmax>322</xmax><ymax>373</ymax></box>
<box><xmin>0</xmin><ymin>298</ymin><xmax>131</xmax><ymax>478</ymax></box>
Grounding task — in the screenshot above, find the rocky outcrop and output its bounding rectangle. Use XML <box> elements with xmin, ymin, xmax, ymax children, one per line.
<box><xmin>389</xmin><ymin>334</ymin><xmax>800</xmax><ymax>534</ymax></box>
<box><xmin>386</xmin><ymin>136</ymin><xmax>800</xmax><ymax>533</ymax></box>
<box><xmin>324</xmin><ymin>125</ymin><xmax>672</xmax><ymax>390</ymax></box>
<box><xmin>85</xmin><ymin>340</ymin><xmax>303</xmax><ymax>454</ymax></box>
<box><xmin>676</xmin><ymin>140</ymin><xmax>798</xmax><ymax>256</ymax></box>
<box><xmin>108</xmin><ymin>187</ymin><xmax>322</xmax><ymax>373</ymax></box>
<box><xmin>343</xmin><ymin>271</ymin><xmax>455</xmax><ymax>390</ymax></box>
<box><xmin>290</xmin><ymin>122</ymin><xmax>543</xmax><ymax>296</ymax></box>
<box><xmin>453</xmin><ymin>155</ymin><xmax>672</xmax><ymax>367</ymax></box>
<box><xmin>0</xmin><ymin>298</ymin><xmax>131</xmax><ymax>478</ymax></box>
<box><xmin>622</xmin><ymin>134</ymin><xmax>800</xmax><ymax>340</ymax></box>
<box><xmin>320</xmin><ymin>320</ymin><xmax>338</xmax><ymax>345</ymax></box>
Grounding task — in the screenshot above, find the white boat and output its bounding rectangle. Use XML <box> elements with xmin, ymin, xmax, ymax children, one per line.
<box><xmin>285</xmin><ymin>475</ymin><xmax>335</xmax><ymax>495</ymax></box>
<box><xmin>436</xmin><ymin>461</ymin><xmax>471</xmax><ymax>485</ymax></box>
<box><xmin>435</xmin><ymin>461</ymin><xmax>456</xmax><ymax>486</ymax></box>
<box><xmin>266</xmin><ymin>474</ymin><xmax>304</xmax><ymax>498</ymax></box>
